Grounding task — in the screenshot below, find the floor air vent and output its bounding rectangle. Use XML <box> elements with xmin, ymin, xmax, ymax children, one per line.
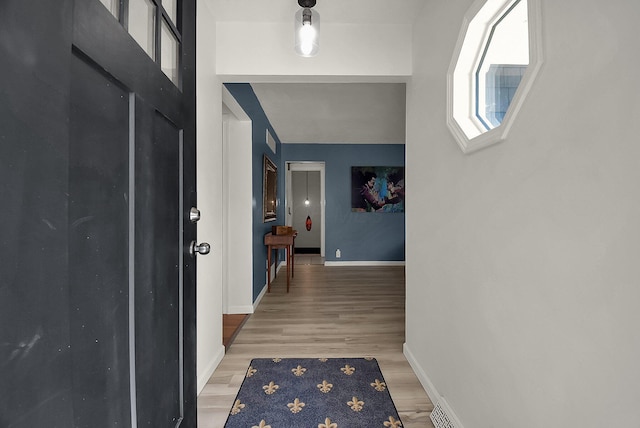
<box><xmin>430</xmin><ymin>401</ymin><xmax>457</xmax><ymax>428</ymax></box>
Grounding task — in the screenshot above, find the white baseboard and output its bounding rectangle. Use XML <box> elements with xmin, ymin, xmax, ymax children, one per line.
<box><xmin>253</xmin><ymin>283</ymin><xmax>268</xmax><ymax>310</ymax></box>
<box><xmin>403</xmin><ymin>343</ymin><xmax>439</xmax><ymax>403</ymax></box>
<box><xmin>324</xmin><ymin>260</ymin><xmax>405</xmax><ymax>267</ymax></box>
<box><xmin>403</xmin><ymin>343</ymin><xmax>465</xmax><ymax>428</ymax></box>
<box><xmin>197</xmin><ymin>345</ymin><xmax>225</xmax><ymax>395</ymax></box>
<box><xmin>226</xmin><ymin>305</ymin><xmax>254</xmax><ymax>314</ymax></box>
<box><xmin>252</xmin><ymin>262</ymin><xmax>285</xmax><ymax>309</ymax></box>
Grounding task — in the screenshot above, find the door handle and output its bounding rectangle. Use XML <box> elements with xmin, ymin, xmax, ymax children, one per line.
<box><xmin>190</xmin><ymin>241</ymin><xmax>210</xmax><ymax>256</ymax></box>
<box><xmin>189</xmin><ymin>207</ymin><xmax>201</xmax><ymax>222</ymax></box>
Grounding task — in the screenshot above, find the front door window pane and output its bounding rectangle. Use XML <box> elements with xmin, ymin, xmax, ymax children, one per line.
<box><xmin>129</xmin><ymin>0</ymin><xmax>156</xmax><ymax>60</ymax></box>
<box><xmin>99</xmin><ymin>0</ymin><xmax>119</xmax><ymax>19</ymax></box>
<box><xmin>161</xmin><ymin>21</ymin><xmax>180</xmax><ymax>86</ymax></box>
<box><xmin>163</xmin><ymin>0</ymin><xmax>178</xmax><ymax>25</ymax></box>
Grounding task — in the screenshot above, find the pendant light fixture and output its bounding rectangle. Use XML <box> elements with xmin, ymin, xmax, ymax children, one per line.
<box><xmin>304</xmin><ymin>171</ymin><xmax>310</xmax><ymax>206</ymax></box>
<box><xmin>295</xmin><ymin>0</ymin><xmax>320</xmax><ymax>57</ymax></box>
<box><xmin>304</xmin><ymin>171</ymin><xmax>313</xmax><ymax>230</ymax></box>
<box><xmin>304</xmin><ymin>171</ymin><xmax>312</xmax><ymax>231</ymax></box>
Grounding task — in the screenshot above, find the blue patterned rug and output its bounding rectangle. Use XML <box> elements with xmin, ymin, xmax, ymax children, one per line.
<box><xmin>224</xmin><ymin>357</ymin><xmax>403</xmax><ymax>428</ymax></box>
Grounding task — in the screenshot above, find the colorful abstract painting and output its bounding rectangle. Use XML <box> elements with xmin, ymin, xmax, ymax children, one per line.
<box><xmin>351</xmin><ymin>166</ymin><xmax>405</xmax><ymax>213</ymax></box>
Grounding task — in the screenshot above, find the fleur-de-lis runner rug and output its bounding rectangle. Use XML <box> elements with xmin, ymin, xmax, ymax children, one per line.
<box><xmin>224</xmin><ymin>358</ymin><xmax>403</xmax><ymax>428</ymax></box>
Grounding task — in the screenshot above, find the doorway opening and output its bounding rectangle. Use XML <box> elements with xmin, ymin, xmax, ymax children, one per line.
<box><xmin>286</xmin><ymin>162</ymin><xmax>325</xmax><ymax>259</ymax></box>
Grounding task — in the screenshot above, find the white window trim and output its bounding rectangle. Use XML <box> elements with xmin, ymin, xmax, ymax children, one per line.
<box><xmin>446</xmin><ymin>0</ymin><xmax>543</xmax><ymax>154</ymax></box>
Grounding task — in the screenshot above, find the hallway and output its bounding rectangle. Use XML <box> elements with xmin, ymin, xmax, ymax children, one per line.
<box><xmin>197</xmin><ymin>264</ymin><xmax>434</xmax><ymax>427</ymax></box>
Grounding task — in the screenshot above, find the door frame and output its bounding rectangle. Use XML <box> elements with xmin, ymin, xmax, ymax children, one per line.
<box><xmin>286</xmin><ymin>162</ymin><xmax>326</xmax><ymax>257</ymax></box>
<box><xmin>221</xmin><ymin>87</ymin><xmax>254</xmax><ymax>315</ymax></box>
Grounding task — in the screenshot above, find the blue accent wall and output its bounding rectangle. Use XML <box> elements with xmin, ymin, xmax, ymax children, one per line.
<box><xmin>225</xmin><ymin>84</ymin><xmax>405</xmax><ymax>302</ymax></box>
<box><xmin>282</xmin><ymin>144</ymin><xmax>405</xmax><ymax>263</ymax></box>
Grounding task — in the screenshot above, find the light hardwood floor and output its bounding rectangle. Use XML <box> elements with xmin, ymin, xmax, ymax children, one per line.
<box><xmin>197</xmin><ymin>264</ymin><xmax>434</xmax><ymax>427</ymax></box>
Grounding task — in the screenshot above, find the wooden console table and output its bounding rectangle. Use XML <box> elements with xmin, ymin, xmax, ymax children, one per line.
<box><xmin>264</xmin><ymin>231</ymin><xmax>297</xmax><ymax>292</ymax></box>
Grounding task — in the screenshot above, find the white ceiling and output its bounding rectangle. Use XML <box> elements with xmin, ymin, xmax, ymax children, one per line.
<box><xmin>211</xmin><ymin>0</ymin><xmax>423</xmax><ymax>145</ymax></box>
<box><xmin>209</xmin><ymin>0</ymin><xmax>426</xmax><ymax>24</ymax></box>
<box><xmin>251</xmin><ymin>83</ymin><xmax>406</xmax><ymax>144</ymax></box>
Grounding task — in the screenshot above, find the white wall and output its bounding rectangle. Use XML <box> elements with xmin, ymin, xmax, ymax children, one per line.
<box><xmin>222</xmin><ymin>88</ymin><xmax>254</xmax><ymax>314</ymax></box>
<box><xmin>216</xmin><ymin>22</ymin><xmax>412</xmax><ymax>79</ymax></box>
<box><xmin>405</xmin><ymin>0</ymin><xmax>640</xmax><ymax>426</ymax></box>
<box><xmin>196</xmin><ymin>1</ymin><xmax>225</xmax><ymax>393</ymax></box>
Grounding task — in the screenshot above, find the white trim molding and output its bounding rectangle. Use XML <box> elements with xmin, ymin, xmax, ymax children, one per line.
<box><xmin>197</xmin><ymin>346</ymin><xmax>225</xmax><ymax>395</ymax></box>
<box><xmin>286</xmin><ymin>162</ymin><xmax>326</xmax><ymax>258</ymax></box>
<box><xmin>446</xmin><ymin>0</ymin><xmax>543</xmax><ymax>154</ymax></box>
<box><xmin>403</xmin><ymin>343</ymin><xmax>465</xmax><ymax>428</ymax></box>
<box><xmin>253</xmin><ymin>284</ymin><xmax>269</xmax><ymax>312</ymax></box>
<box><xmin>227</xmin><ymin>305</ymin><xmax>254</xmax><ymax>314</ymax></box>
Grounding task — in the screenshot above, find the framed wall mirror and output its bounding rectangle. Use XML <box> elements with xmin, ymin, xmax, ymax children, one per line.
<box><xmin>263</xmin><ymin>155</ymin><xmax>277</xmax><ymax>222</ymax></box>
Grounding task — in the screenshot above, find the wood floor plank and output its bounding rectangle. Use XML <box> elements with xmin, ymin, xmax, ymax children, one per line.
<box><xmin>223</xmin><ymin>314</ymin><xmax>249</xmax><ymax>348</ymax></box>
<box><xmin>197</xmin><ymin>264</ymin><xmax>434</xmax><ymax>428</ymax></box>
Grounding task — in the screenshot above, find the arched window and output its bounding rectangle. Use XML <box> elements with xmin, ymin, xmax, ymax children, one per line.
<box><xmin>447</xmin><ymin>0</ymin><xmax>543</xmax><ymax>153</ymax></box>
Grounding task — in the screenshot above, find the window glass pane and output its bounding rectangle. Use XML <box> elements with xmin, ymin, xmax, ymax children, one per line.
<box><xmin>484</xmin><ymin>65</ymin><xmax>527</xmax><ymax>127</ymax></box>
<box><xmin>161</xmin><ymin>20</ymin><xmax>180</xmax><ymax>86</ymax></box>
<box><xmin>129</xmin><ymin>0</ymin><xmax>156</xmax><ymax>60</ymax></box>
<box><xmin>163</xmin><ymin>0</ymin><xmax>178</xmax><ymax>26</ymax></box>
<box><xmin>476</xmin><ymin>0</ymin><xmax>529</xmax><ymax>130</ymax></box>
<box><xmin>99</xmin><ymin>0</ymin><xmax>119</xmax><ymax>19</ymax></box>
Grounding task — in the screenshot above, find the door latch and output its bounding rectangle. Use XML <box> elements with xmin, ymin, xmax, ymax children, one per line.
<box><xmin>189</xmin><ymin>207</ymin><xmax>201</xmax><ymax>223</ymax></box>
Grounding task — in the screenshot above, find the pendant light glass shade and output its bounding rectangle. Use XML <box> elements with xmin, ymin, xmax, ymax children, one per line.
<box><xmin>304</xmin><ymin>171</ymin><xmax>310</xmax><ymax>206</ymax></box>
<box><xmin>295</xmin><ymin>7</ymin><xmax>320</xmax><ymax>57</ymax></box>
